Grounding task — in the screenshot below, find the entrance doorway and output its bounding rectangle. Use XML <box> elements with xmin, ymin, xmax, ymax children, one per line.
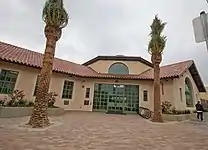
<box><xmin>93</xmin><ymin>83</ymin><xmax>139</xmax><ymax>114</ymax></box>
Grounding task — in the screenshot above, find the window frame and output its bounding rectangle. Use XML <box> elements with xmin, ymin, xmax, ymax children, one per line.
<box><xmin>108</xmin><ymin>62</ymin><xmax>129</xmax><ymax>74</ymax></box>
<box><xmin>161</xmin><ymin>83</ymin><xmax>164</xmax><ymax>95</ymax></box>
<box><xmin>84</xmin><ymin>100</ymin><xmax>90</xmax><ymax>105</ymax></box>
<box><xmin>185</xmin><ymin>78</ymin><xmax>193</xmax><ymax>107</ymax></box>
<box><xmin>0</xmin><ymin>69</ymin><xmax>18</xmax><ymax>94</ymax></box>
<box><xmin>85</xmin><ymin>88</ymin><xmax>90</xmax><ymax>98</ymax></box>
<box><xmin>62</xmin><ymin>80</ymin><xmax>74</xmax><ymax>99</ymax></box>
<box><xmin>143</xmin><ymin>90</ymin><xmax>148</xmax><ymax>102</ymax></box>
<box><xmin>33</xmin><ymin>76</ymin><xmax>38</xmax><ymax>96</ymax></box>
<box><xmin>179</xmin><ymin>88</ymin><xmax>183</xmax><ymax>101</ymax></box>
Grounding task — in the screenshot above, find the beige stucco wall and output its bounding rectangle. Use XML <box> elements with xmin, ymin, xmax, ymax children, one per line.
<box><xmin>88</xmin><ymin>60</ymin><xmax>151</xmax><ymax>75</ymax></box>
<box><xmin>200</xmin><ymin>93</ymin><xmax>208</xmax><ymax>100</ymax></box>
<box><xmin>0</xmin><ymin>60</ymin><xmax>202</xmax><ymax>112</ymax></box>
<box><xmin>159</xmin><ymin>70</ymin><xmax>201</xmax><ymax>111</ymax></box>
<box><xmin>0</xmin><ymin>61</ymin><xmax>154</xmax><ymax>111</ymax></box>
<box><xmin>160</xmin><ymin>79</ymin><xmax>174</xmax><ymax>105</ymax></box>
<box><xmin>0</xmin><ymin>61</ymin><xmax>40</xmax><ymax>101</ymax></box>
<box><xmin>0</xmin><ymin>61</ymin><xmax>94</xmax><ymax>111</ymax></box>
<box><xmin>199</xmin><ymin>87</ymin><xmax>208</xmax><ymax>100</ymax></box>
<box><xmin>172</xmin><ymin>70</ymin><xmax>199</xmax><ymax>111</ymax></box>
<box><xmin>52</xmin><ymin>76</ymin><xmax>94</xmax><ymax>111</ymax></box>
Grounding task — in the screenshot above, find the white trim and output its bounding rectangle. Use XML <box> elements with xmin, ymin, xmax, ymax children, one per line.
<box><xmin>143</xmin><ymin>89</ymin><xmax>148</xmax><ymax>102</ymax></box>
<box><xmin>61</xmin><ymin>79</ymin><xmax>74</xmax><ymax>100</ymax></box>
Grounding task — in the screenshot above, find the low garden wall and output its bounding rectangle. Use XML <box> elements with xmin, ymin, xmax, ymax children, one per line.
<box><xmin>163</xmin><ymin>113</ymin><xmax>196</xmax><ymax>121</ymax></box>
<box><xmin>0</xmin><ymin>90</ymin><xmax>65</xmax><ymax>118</ymax></box>
<box><xmin>0</xmin><ymin>107</ymin><xmax>65</xmax><ymax>118</ymax></box>
<box><xmin>160</xmin><ymin>101</ymin><xmax>198</xmax><ymax>121</ymax></box>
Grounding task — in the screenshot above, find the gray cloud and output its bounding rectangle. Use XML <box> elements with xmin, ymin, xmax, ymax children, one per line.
<box><xmin>0</xmin><ymin>0</ymin><xmax>208</xmax><ymax>84</ymax></box>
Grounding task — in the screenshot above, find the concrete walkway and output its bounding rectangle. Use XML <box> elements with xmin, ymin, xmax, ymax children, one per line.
<box><xmin>0</xmin><ymin>112</ymin><xmax>208</xmax><ymax>150</ymax></box>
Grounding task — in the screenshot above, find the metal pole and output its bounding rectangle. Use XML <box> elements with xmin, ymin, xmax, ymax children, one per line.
<box><xmin>200</xmin><ymin>11</ymin><xmax>208</xmax><ymax>52</ymax></box>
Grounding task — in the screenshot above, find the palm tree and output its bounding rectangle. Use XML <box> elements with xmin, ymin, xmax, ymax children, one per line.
<box><xmin>28</xmin><ymin>0</ymin><xmax>68</xmax><ymax>128</ymax></box>
<box><xmin>148</xmin><ymin>15</ymin><xmax>167</xmax><ymax>122</ymax></box>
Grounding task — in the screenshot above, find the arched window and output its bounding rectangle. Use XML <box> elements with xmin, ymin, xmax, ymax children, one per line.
<box><xmin>185</xmin><ymin>78</ymin><xmax>193</xmax><ymax>107</ymax></box>
<box><xmin>108</xmin><ymin>62</ymin><xmax>129</xmax><ymax>74</ymax></box>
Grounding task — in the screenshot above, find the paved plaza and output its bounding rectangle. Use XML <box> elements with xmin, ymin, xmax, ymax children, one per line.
<box><xmin>0</xmin><ymin>112</ymin><xmax>208</xmax><ymax>150</ymax></box>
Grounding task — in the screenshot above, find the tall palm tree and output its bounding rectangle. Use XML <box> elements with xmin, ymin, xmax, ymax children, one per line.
<box><xmin>28</xmin><ymin>0</ymin><xmax>68</xmax><ymax>128</ymax></box>
<box><xmin>148</xmin><ymin>15</ymin><xmax>167</xmax><ymax>122</ymax></box>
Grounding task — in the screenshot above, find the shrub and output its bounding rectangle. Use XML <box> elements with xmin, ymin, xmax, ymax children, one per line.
<box><xmin>172</xmin><ymin>109</ymin><xmax>191</xmax><ymax>115</ymax></box>
<box><xmin>4</xmin><ymin>90</ymin><xmax>58</xmax><ymax>108</ymax></box>
<box><xmin>161</xmin><ymin>101</ymin><xmax>172</xmax><ymax>114</ymax></box>
<box><xmin>27</xmin><ymin>101</ymin><xmax>34</xmax><ymax>107</ymax></box>
<box><xmin>18</xmin><ymin>99</ymin><xmax>28</xmax><ymax>107</ymax></box>
<box><xmin>0</xmin><ymin>96</ymin><xmax>7</xmax><ymax>107</ymax></box>
<box><xmin>7</xmin><ymin>89</ymin><xmax>25</xmax><ymax>107</ymax></box>
<box><xmin>0</xmin><ymin>100</ymin><xmax>6</xmax><ymax>107</ymax></box>
<box><xmin>185</xmin><ymin>109</ymin><xmax>191</xmax><ymax>114</ymax></box>
<box><xmin>193</xmin><ymin>108</ymin><xmax>208</xmax><ymax>113</ymax></box>
<box><xmin>0</xmin><ymin>100</ymin><xmax>5</xmax><ymax>106</ymax></box>
<box><xmin>7</xmin><ymin>100</ymin><xmax>17</xmax><ymax>107</ymax></box>
<box><xmin>46</xmin><ymin>92</ymin><xmax>58</xmax><ymax>108</ymax></box>
<box><xmin>9</xmin><ymin>89</ymin><xmax>25</xmax><ymax>101</ymax></box>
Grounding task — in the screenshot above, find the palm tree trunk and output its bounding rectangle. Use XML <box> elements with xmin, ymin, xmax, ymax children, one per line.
<box><xmin>28</xmin><ymin>25</ymin><xmax>61</xmax><ymax>128</ymax></box>
<box><xmin>152</xmin><ymin>54</ymin><xmax>163</xmax><ymax>122</ymax></box>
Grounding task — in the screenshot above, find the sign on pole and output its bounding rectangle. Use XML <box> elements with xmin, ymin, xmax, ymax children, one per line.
<box><xmin>192</xmin><ymin>12</ymin><xmax>208</xmax><ymax>43</ymax></box>
<box><xmin>192</xmin><ymin>11</ymin><xmax>208</xmax><ymax>51</ymax></box>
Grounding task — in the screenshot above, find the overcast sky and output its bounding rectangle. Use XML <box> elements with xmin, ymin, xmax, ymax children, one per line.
<box><xmin>0</xmin><ymin>0</ymin><xmax>208</xmax><ymax>84</ymax></box>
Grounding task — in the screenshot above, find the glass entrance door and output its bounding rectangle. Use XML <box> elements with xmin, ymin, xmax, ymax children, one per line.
<box><xmin>107</xmin><ymin>85</ymin><xmax>125</xmax><ymax>114</ymax></box>
<box><xmin>93</xmin><ymin>83</ymin><xmax>139</xmax><ymax>114</ymax></box>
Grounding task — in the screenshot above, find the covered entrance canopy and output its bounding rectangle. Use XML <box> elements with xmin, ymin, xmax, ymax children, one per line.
<box><xmin>93</xmin><ymin>83</ymin><xmax>139</xmax><ymax>114</ymax></box>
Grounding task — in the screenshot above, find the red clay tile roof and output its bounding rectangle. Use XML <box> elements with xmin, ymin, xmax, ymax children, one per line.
<box><xmin>1</xmin><ymin>41</ymin><xmax>206</xmax><ymax>92</ymax></box>
<box><xmin>0</xmin><ymin>41</ymin><xmax>199</xmax><ymax>80</ymax></box>
<box><xmin>0</xmin><ymin>41</ymin><xmax>98</xmax><ymax>76</ymax></box>
<box><xmin>138</xmin><ymin>60</ymin><xmax>194</xmax><ymax>79</ymax></box>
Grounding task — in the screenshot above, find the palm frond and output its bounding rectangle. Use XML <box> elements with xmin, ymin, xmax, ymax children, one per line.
<box><xmin>148</xmin><ymin>15</ymin><xmax>167</xmax><ymax>54</ymax></box>
<box><xmin>42</xmin><ymin>0</ymin><xmax>69</xmax><ymax>29</ymax></box>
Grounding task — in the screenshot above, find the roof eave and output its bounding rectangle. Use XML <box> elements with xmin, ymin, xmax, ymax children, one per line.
<box><xmin>1</xmin><ymin>59</ymin><xmax>153</xmax><ymax>80</ymax></box>
<box><xmin>83</xmin><ymin>56</ymin><xmax>153</xmax><ymax>67</ymax></box>
<box><xmin>188</xmin><ymin>63</ymin><xmax>206</xmax><ymax>92</ymax></box>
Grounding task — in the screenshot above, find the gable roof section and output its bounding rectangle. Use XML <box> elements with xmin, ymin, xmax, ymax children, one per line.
<box><xmin>188</xmin><ymin>62</ymin><xmax>206</xmax><ymax>92</ymax></box>
<box><xmin>139</xmin><ymin>60</ymin><xmax>206</xmax><ymax>92</ymax></box>
<box><xmin>83</xmin><ymin>55</ymin><xmax>153</xmax><ymax>67</ymax></box>
<box><xmin>138</xmin><ymin>60</ymin><xmax>193</xmax><ymax>79</ymax></box>
<box><xmin>0</xmin><ymin>41</ymin><xmax>206</xmax><ymax>92</ymax></box>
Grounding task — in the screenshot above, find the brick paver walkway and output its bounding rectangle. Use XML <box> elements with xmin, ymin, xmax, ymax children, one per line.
<box><xmin>0</xmin><ymin>112</ymin><xmax>208</xmax><ymax>150</ymax></box>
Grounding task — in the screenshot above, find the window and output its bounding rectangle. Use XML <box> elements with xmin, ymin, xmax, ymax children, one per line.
<box><xmin>0</xmin><ymin>69</ymin><xmax>18</xmax><ymax>94</ymax></box>
<box><xmin>161</xmin><ymin>83</ymin><xmax>164</xmax><ymax>95</ymax></box>
<box><xmin>33</xmin><ymin>77</ymin><xmax>38</xmax><ymax>96</ymax></box>
<box><xmin>179</xmin><ymin>88</ymin><xmax>182</xmax><ymax>101</ymax></box>
<box><xmin>143</xmin><ymin>90</ymin><xmax>148</xmax><ymax>102</ymax></box>
<box><xmin>64</xmin><ymin>100</ymin><xmax>69</xmax><ymax>105</ymax></box>
<box><xmin>185</xmin><ymin>78</ymin><xmax>193</xmax><ymax>107</ymax></box>
<box><xmin>62</xmin><ymin>80</ymin><xmax>74</xmax><ymax>99</ymax></box>
<box><xmin>85</xmin><ymin>88</ymin><xmax>90</xmax><ymax>98</ymax></box>
<box><xmin>84</xmin><ymin>100</ymin><xmax>90</xmax><ymax>105</ymax></box>
<box><xmin>108</xmin><ymin>62</ymin><xmax>129</xmax><ymax>74</ymax></box>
